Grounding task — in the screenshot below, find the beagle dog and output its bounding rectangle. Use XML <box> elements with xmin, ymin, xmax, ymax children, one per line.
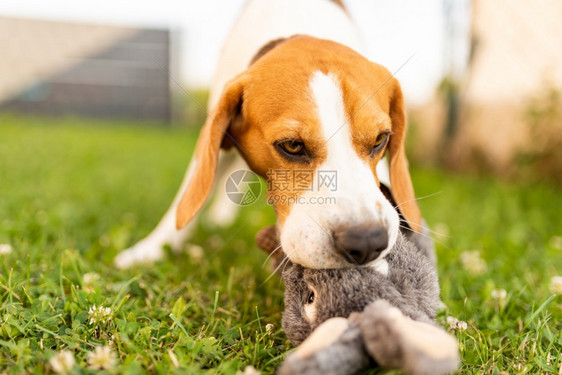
<box><xmin>115</xmin><ymin>0</ymin><xmax>421</xmax><ymax>270</ymax></box>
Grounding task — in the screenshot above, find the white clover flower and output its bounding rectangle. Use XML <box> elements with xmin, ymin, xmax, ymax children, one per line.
<box><xmin>83</xmin><ymin>272</ymin><xmax>100</xmax><ymax>285</ymax></box>
<box><xmin>236</xmin><ymin>365</ymin><xmax>261</xmax><ymax>375</ymax></box>
<box><xmin>0</xmin><ymin>244</ymin><xmax>12</xmax><ymax>255</ymax></box>
<box><xmin>265</xmin><ymin>323</ymin><xmax>275</xmax><ymax>335</ymax></box>
<box><xmin>490</xmin><ymin>288</ymin><xmax>507</xmax><ymax>309</ymax></box>
<box><xmin>446</xmin><ymin>316</ymin><xmax>458</xmax><ymax>329</ymax></box>
<box><xmin>88</xmin><ymin>305</ymin><xmax>112</xmax><ymax>325</ymax></box>
<box><xmin>514</xmin><ymin>363</ymin><xmax>526</xmax><ymax>372</ymax></box>
<box><xmin>490</xmin><ymin>288</ymin><xmax>507</xmax><ymax>300</ymax></box>
<box><xmin>87</xmin><ymin>346</ymin><xmax>117</xmax><ymax>370</ymax></box>
<box><xmin>460</xmin><ymin>250</ymin><xmax>487</xmax><ymax>275</ymax></box>
<box><xmin>433</xmin><ymin>222</ymin><xmax>450</xmax><ymax>239</ymax></box>
<box><xmin>186</xmin><ymin>244</ymin><xmax>204</xmax><ymax>262</ymax></box>
<box><xmin>446</xmin><ymin>316</ymin><xmax>468</xmax><ymax>331</ymax></box>
<box><xmin>49</xmin><ymin>350</ymin><xmax>75</xmax><ymax>374</ymax></box>
<box><xmin>549</xmin><ymin>276</ymin><xmax>562</xmax><ymax>295</ymax></box>
<box><xmin>491</xmin><ymin>288</ymin><xmax>507</xmax><ymax>301</ymax></box>
<box><xmin>82</xmin><ymin>273</ymin><xmax>100</xmax><ymax>293</ymax></box>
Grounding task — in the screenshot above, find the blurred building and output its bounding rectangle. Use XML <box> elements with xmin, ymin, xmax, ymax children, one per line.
<box><xmin>453</xmin><ymin>0</ymin><xmax>562</xmax><ymax>170</ymax></box>
<box><xmin>0</xmin><ymin>17</ymin><xmax>170</xmax><ymax>122</ymax></box>
<box><xmin>411</xmin><ymin>0</ymin><xmax>562</xmax><ymax>177</ymax></box>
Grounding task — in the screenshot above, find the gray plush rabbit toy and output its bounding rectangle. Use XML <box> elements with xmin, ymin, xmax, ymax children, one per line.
<box><xmin>256</xmin><ymin>225</ymin><xmax>459</xmax><ymax>375</ymax></box>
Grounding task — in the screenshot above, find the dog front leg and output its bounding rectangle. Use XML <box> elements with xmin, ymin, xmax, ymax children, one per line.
<box><xmin>114</xmin><ymin>157</ymin><xmax>197</xmax><ymax>268</ymax></box>
<box><xmin>114</xmin><ymin>150</ymin><xmax>243</xmax><ymax>269</ymax></box>
<box><xmin>205</xmin><ymin>151</ymin><xmax>248</xmax><ymax>227</ymax></box>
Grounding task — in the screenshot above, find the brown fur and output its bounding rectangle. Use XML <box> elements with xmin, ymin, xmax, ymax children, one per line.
<box><xmin>328</xmin><ymin>0</ymin><xmax>347</xmax><ymax>12</ymax></box>
<box><xmin>176</xmin><ymin>36</ymin><xmax>421</xmax><ymax>232</ymax></box>
<box><xmin>249</xmin><ymin>37</ymin><xmax>289</xmax><ymax>65</ymax></box>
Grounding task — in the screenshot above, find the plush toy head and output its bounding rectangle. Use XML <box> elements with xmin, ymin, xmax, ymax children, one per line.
<box><xmin>281</xmin><ymin>232</ymin><xmax>441</xmax><ymax>346</ymax></box>
<box><xmin>256</xmin><ymin>225</ymin><xmax>460</xmax><ymax>375</ymax></box>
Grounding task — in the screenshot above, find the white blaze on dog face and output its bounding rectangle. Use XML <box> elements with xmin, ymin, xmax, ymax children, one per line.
<box><xmin>173</xmin><ymin>37</ymin><xmax>418</xmax><ymax>267</ymax></box>
<box><xmin>279</xmin><ymin>72</ymin><xmax>400</xmax><ymax>269</ymax></box>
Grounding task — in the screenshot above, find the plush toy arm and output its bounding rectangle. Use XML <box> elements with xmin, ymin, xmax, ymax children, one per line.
<box><xmin>361</xmin><ymin>300</ymin><xmax>459</xmax><ymax>375</ymax></box>
<box><xmin>278</xmin><ymin>302</ymin><xmax>459</xmax><ymax>375</ymax></box>
<box><xmin>278</xmin><ymin>317</ymin><xmax>370</xmax><ymax>375</ymax></box>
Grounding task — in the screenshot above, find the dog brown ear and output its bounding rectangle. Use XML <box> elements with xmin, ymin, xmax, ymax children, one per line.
<box><xmin>176</xmin><ymin>75</ymin><xmax>247</xmax><ymax>229</ymax></box>
<box><xmin>387</xmin><ymin>79</ymin><xmax>422</xmax><ymax>232</ymax></box>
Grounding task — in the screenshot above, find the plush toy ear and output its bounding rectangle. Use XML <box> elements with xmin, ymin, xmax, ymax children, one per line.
<box><xmin>175</xmin><ymin>75</ymin><xmax>247</xmax><ymax>229</ymax></box>
<box><xmin>255</xmin><ymin>226</ymin><xmax>279</xmax><ymax>254</ymax></box>
<box><xmin>387</xmin><ymin>79</ymin><xmax>422</xmax><ymax>232</ymax></box>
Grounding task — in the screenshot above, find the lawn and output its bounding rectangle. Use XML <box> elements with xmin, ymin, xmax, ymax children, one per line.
<box><xmin>0</xmin><ymin>113</ymin><xmax>560</xmax><ymax>374</ymax></box>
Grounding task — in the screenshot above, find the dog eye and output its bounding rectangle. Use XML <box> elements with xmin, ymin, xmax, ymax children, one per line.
<box><xmin>279</xmin><ymin>140</ymin><xmax>305</xmax><ymax>155</ymax></box>
<box><xmin>371</xmin><ymin>132</ymin><xmax>390</xmax><ymax>156</ymax></box>
<box><xmin>274</xmin><ymin>139</ymin><xmax>310</xmax><ymax>162</ymax></box>
<box><xmin>306</xmin><ymin>291</ymin><xmax>315</xmax><ymax>305</ymax></box>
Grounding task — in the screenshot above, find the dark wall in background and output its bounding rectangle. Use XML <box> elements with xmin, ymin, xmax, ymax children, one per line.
<box><xmin>1</xmin><ymin>28</ymin><xmax>170</xmax><ymax>123</ymax></box>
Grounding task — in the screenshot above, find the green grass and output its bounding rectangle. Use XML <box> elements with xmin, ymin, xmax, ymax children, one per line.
<box><xmin>0</xmin><ymin>113</ymin><xmax>560</xmax><ymax>374</ymax></box>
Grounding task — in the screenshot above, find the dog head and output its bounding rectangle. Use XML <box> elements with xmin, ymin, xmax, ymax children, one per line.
<box><xmin>176</xmin><ymin>36</ymin><xmax>421</xmax><ymax>269</ymax></box>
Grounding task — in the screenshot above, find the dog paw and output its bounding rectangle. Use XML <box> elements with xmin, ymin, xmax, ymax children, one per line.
<box><xmin>114</xmin><ymin>239</ymin><xmax>164</xmax><ymax>269</ymax></box>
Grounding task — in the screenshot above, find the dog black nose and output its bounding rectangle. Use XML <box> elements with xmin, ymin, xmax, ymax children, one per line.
<box><xmin>333</xmin><ymin>226</ymin><xmax>388</xmax><ymax>265</ymax></box>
